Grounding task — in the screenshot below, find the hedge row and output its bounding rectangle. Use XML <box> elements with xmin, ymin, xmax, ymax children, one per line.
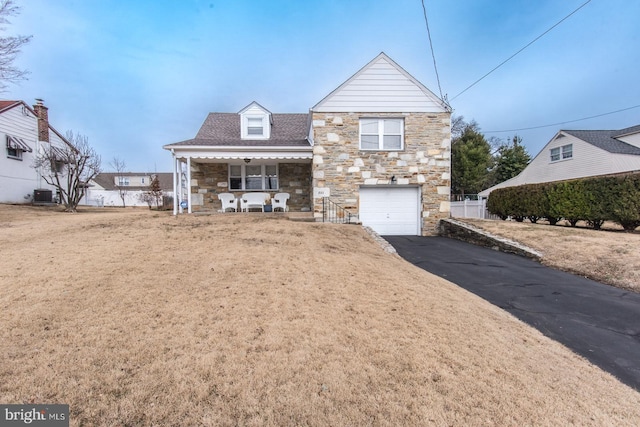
<box><xmin>486</xmin><ymin>174</ymin><xmax>640</xmax><ymax>231</ymax></box>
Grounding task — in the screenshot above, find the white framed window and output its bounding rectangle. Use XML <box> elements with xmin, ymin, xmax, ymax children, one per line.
<box><xmin>359</xmin><ymin>118</ymin><xmax>404</xmax><ymax>150</ymax></box>
<box><xmin>51</xmin><ymin>160</ymin><xmax>64</xmax><ymax>173</ymax></box>
<box><xmin>247</xmin><ymin>117</ymin><xmax>264</xmax><ymax>136</ymax></box>
<box><xmin>229</xmin><ymin>164</ymin><xmax>279</xmax><ymax>191</ymax></box>
<box><xmin>118</xmin><ymin>177</ymin><xmax>130</xmax><ymax>186</ymax></box>
<box><xmin>241</xmin><ymin>115</ymin><xmax>270</xmax><ymax>139</ymax></box>
<box><xmin>550</xmin><ymin>144</ymin><xmax>573</xmax><ymax>162</ymax></box>
<box><xmin>6</xmin><ymin>135</ymin><xmax>32</xmax><ymax>160</ymax></box>
<box><xmin>7</xmin><ymin>146</ymin><xmax>22</xmax><ymax>160</ymax></box>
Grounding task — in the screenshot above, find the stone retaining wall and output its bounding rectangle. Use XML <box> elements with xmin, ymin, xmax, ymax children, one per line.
<box><xmin>438</xmin><ymin>218</ymin><xmax>542</xmax><ymax>259</ymax></box>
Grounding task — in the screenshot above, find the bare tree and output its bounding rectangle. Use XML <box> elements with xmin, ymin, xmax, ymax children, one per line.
<box><xmin>110</xmin><ymin>156</ymin><xmax>128</xmax><ymax>207</ymax></box>
<box><xmin>0</xmin><ymin>0</ymin><xmax>31</xmax><ymax>91</ymax></box>
<box><xmin>34</xmin><ymin>131</ymin><xmax>101</xmax><ymax>212</ymax></box>
<box><xmin>139</xmin><ymin>175</ymin><xmax>163</xmax><ymax>209</ymax></box>
<box><xmin>148</xmin><ymin>174</ymin><xmax>163</xmax><ymax>209</ymax></box>
<box><xmin>138</xmin><ymin>191</ymin><xmax>154</xmax><ymax>209</ymax></box>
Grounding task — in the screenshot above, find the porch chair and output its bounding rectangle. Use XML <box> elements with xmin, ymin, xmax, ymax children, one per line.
<box><xmin>272</xmin><ymin>192</ymin><xmax>290</xmax><ymax>212</ymax></box>
<box><xmin>218</xmin><ymin>193</ymin><xmax>238</xmax><ymax>212</ymax></box>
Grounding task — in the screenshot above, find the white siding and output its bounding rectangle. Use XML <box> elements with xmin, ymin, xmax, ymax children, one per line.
<box><xmin>0</xmin><ymin>104</ymin><xmax>72</xmax><ymax>203</ymax></box>
<box><xmin>49</xmin><ymin>129</ymin><xmax>68</xmax><ymax>151</ymax></box>
<box><xmin>240</xmin><ymin>102</ymin><xmax>271</xmax><ymax>139</ymax></box>
<box><xmin>0</xmin><ymin>105</ymin><xmax>53</xmax><ymax>203</ymax></box>
<box><xmin>314</xmin><ymin>54</ymin><xmax>446</xmax><ymax>113</ymax></box>
<box><xmin>0</xmin><ymin>104</ymin><xmax>38</xmax><ymax>140</ymax></box>
<box><xmin>112</xmin><ymin>175</ymin><xmax>151</xmax><ymax>186</ymax></box>
<box><xmin>618</xmin><ymin>132</ymin><xmax>640</xmax><ymax>149</ymax></box>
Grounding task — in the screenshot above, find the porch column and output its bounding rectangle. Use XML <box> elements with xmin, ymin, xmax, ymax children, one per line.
<box><xmin>172</xmin><ymin>155</ymin><xmax>179</xmax><ymax>215</ymax></box>
<box><xmin>186</xmin><ymin>156</ymin><xmax>192</xmax><ymax>214</ymax></box>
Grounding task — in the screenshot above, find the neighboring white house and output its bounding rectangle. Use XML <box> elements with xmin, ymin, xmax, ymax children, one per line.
<box><xmin>0</xmin><ymin>100</ymin><xmax>71</xmax><ymax>204</ymax></box>
<box><xmin>83</xmin><ymin>172</ymin><xmax>174</xmax><ymax>207</ymax></box>
<box><xmin>479</xmin><ymin>124</ymin><xmax>640</xmax><ymax>198</ymax></box>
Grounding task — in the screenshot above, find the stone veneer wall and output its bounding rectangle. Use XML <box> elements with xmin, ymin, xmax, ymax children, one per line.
<box><xmin>188</xmin><ymin>162</ymin><xmax>312</xmax><ymax>212</ymax></box>
<box><xmin>311</xmin><ymin>112</ymin><xmax>451</xmax><ymax>235</ymax></box>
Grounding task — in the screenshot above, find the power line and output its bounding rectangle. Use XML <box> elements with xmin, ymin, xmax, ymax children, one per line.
<box><xmin>421</xmin><ymin>0</ymin><xmax>444</xmax><ymax>101</ymax></box>
<box><xmin>451</xmin><ymin>0</ymin><xmax>592</xmax><ymax>101</ymax></box>
<box><xmin>484</xmin><ymin>104</ymin><xmax>640</xmax><ymax>134</ymax></box>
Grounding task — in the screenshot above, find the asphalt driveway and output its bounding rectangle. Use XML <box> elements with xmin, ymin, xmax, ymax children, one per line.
<box><xmin>384</xmin><ymin>235</ymin><xmax>640</xmax><ymax>392</ymax></box>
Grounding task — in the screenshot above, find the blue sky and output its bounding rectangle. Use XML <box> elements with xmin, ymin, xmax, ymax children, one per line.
<box><xmin>5</xmin><ymin>0</ymin><xmax>639</xmax><ymax>171</ymax></box>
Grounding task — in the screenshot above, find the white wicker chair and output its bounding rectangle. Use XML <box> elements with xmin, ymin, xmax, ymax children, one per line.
<box><xmin>218</xmin><ymin>193</ymin><xmax>238</xmax><ymax>212</ymax></box>
<box><xmin>272</xmin><ymin>193</ymin><xmax>290</xmax><ymax>212</ymax></box>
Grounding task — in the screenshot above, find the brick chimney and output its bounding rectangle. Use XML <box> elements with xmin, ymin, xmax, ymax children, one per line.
<box><xmin>33</xmin><ymin>98</ymin><xmax>49</xmax><ymax>142</ymax></box>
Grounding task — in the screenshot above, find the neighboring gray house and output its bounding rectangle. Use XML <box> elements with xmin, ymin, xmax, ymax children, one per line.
<box><xmin>83</xmin><ymin>172</ymin><xmax>174</xmax><ymax>207</ymax></box>
<box><xmin>479</xmin><ymin>124</ymin><xmax>640</xmax><ymax>197</ymax></box>
<box><xmin>164</xmin><ymin>53</ymin><xmax>452</xmax><ymax>235</ymax></box>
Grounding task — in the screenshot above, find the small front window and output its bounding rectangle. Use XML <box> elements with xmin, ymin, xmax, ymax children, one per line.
<box><xmin>360</xmin><ymin>118</ymin><xmax>404</xmax><ymax>150</ymax></box>
<box><xmin>118</xmin><ymin>177</ymin><xmax>130</xmax><ymax>186</ymax></box>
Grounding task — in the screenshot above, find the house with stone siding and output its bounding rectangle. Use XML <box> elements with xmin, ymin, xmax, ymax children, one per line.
<box><xmin>164</xmin><ymin>53</ymin><xmax>451</xmax><ymax>235</ymax></box>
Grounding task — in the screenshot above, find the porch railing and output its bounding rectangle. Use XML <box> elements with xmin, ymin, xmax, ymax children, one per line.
<box><xmin>322</xmin><ymin>197</ymin><xmax>357</xmax><ymax>224</ymax></box>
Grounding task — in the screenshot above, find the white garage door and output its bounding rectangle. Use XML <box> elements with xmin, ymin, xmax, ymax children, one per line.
<box><xmin>359</xmin><ymin>187</ymin><xmax>420</xmax><ymax>235</ymax></box>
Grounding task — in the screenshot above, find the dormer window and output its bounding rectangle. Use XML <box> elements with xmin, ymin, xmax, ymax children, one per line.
<box><xmin>240</xmin><ymin>101</ymin><xmax>271</xmax><ymax>140</ymax></box>
<box><xmin>247</xmin><ymin>117</ymin><xmax>264</xmax><ymax>136</ymax></box>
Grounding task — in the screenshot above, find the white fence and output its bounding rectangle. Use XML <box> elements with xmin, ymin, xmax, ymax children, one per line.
<box><xmin>450</xmin><ymin>198</ymin><xmax>500</xmax><ymax>220</ymax></box>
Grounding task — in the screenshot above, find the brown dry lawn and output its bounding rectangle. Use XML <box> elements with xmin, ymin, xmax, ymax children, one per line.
<box><xmin>1</xmin><ymin>205</ymin><xmax>639</xmax><ymax>426</ymax></box>
<box><xmin>461</xmin><ymin>219</ymin><xmax>640</xmax><ymax>292</ymax></box>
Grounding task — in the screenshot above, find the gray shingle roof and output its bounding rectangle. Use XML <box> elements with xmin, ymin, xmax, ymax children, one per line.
<box><xmin>170</xmin><ymin>112</ymin><xmax>311</xmax><ymax>147</ymax></box>
<box><xmin>563</xmin><ymin>127</ymin><xmax>640</xmax><ymax>155</ymax></box>
<box><xmin>92</xmin><ymin>173</ymin><xmax>173</xmax><ymax>191</ymax></box>
<box><xmin>613</xmin><ymin>124</ymin><xmax>640</xmax><ymax>137</ymax></box>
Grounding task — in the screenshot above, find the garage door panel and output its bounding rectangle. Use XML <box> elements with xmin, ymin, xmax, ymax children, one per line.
<box><xmin>359</xmin><ymin>187</ymin><xmax>420</xmax><ymax>235</ymax></box>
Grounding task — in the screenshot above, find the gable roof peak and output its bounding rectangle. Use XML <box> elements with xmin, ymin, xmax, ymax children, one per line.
<box><xmin>238</xmin><ymin>101</ymin><xmax>271</xmax><ymax>115</ymax></box>
<box><xmin>312</xmin><ymin>52</ymin><xmax>449</xmax><ymax>113</ymax></box>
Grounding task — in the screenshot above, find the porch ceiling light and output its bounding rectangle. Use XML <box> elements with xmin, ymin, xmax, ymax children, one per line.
<box><xmin>244</xmin><ymin>158</ymin><xmax>251</xmax><ymax>163</ymax></box>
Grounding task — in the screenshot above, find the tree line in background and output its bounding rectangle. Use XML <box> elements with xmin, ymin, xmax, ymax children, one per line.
<box><xmin>451</xmin><ymin>116</ymin><xmax>531</xmax><ymax>199</ymax></box>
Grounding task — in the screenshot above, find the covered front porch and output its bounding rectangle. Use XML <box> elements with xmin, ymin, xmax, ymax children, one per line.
<box><xmin>169</xmin><ymin>147</ymin><xmax>313</xmax><ymax>214</ymax></box>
